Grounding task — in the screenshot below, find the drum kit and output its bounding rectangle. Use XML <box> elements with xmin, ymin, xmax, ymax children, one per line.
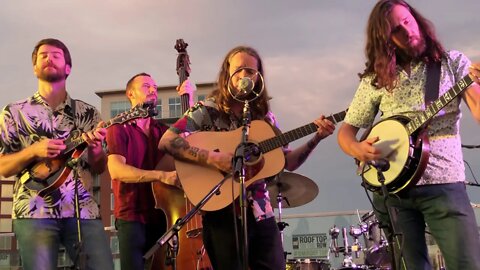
<box><xmin>267</xmin><ymin>172</ymin><xmax>328</xmax><ymax>270</ymax></box>
<box><xmin>328</xmin><ymin>211</ymin><xmax>391</xmax><ymax>270</ymax></box>
<box><xmin>267</xmin><ymin>172</ymin><xmax>392</xmax><ymax>270</ymax></box>
<box><xmin>267</xmin><ymin>172</ymin><xmax>319</xmax><ymax>245</ymax></box>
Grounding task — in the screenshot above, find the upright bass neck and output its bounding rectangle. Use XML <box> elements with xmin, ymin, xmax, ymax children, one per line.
<box><xmin>175</xmin><ymin>38</ymin><xmax>191</xmax><ymax>113</ymax></box>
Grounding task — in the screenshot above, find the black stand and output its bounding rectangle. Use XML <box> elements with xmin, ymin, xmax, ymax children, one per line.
<box><xmin>68</xmin><ymin>158</ymin><xmax>87</xmax><ymax>270</ymax></box>
<box><xmin>143</xmin><ymin>173</ymin><xmax>233</xmax><ymax>267</ymax></box>
<box><xmin>164</xmin><ymin>234</ymin><xmax>178</xmax><ymax>270</ymax></box>
<box><xmin>232</xmin><ymin>100</ymin><xmax>253</xmax><ymax>270</ymax></box>
<box><xmin>276</xmin><ymin>191</ymin><xmax>289</xmax><ymax>260</ymax></box>
<box><xmin>376</xmin><ymin>169</ymin><xmax>401</xmax><ymax>270</ymax></box>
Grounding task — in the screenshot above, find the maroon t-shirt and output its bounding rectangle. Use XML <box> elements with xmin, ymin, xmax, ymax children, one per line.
<box><xmin>106</xmin><ymin>119</ymin><xmax>169</xmax><ymax>224</ymax></box>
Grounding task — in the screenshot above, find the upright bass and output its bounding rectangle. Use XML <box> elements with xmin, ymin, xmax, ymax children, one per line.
<box><xmin>151</xmin><ymin>39</ymin><xmax>212</xmax><ymax>270</ymax></box>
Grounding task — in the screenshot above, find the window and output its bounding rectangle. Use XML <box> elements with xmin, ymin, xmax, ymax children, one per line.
<box><xmin>110</xmin><ymin>193</ymin><xmax>114</xmax><ymax>211</ymax></box>
<box><xmin>0</xmin><ymin>219</ymin><xmax>12</xmax><ymax>234</ymax></box>
<box><xmin>0</xmin><ymin>234</ymin><xmax>11</xmax><ymax>249</ymax></box>
<box><xmin>154</xmin><ymin>99</ymin><xmax>162</xmax><ymax>119</ymax></box>
<box><xmin>110</xmin><ymin>236</ymin><xmax>119</xmax><ymax>254</ymax></box>
<box><xmin>197</xmin><ymin>95</ymin><xmax>206</xmax><ymax>102</ymax></box>
<box><xmin>93</xmin><ymin>174</ymin><xmax>100</xmax><ymax>187</ymax></box>
<box><xmin>169</xmin><ymin>97</ymin><xmax>182</xmax><ymax>118</ymax></box>
<box><xmin>110</xmin><ymin>214</ymin><xmax>115</xmax><ymax>227</ymax></box>
<box><xmin>0</xmin><ymin>185</ymin><xmax>13</xmax><ymax>199</ymax></box>
<box><xmin>110</xmin><ymin>101</ymin><xmax>130</xmax><ymax>118</ymax></box>
<box><xmin>92</xmin><ymin>189</ymin><xmax>100</xmax><ymax>204</ymax></box>
<box><xmin>0</xmin><ymin>201</ymin><xmax>12</xmax><ymax>216</ymax></box>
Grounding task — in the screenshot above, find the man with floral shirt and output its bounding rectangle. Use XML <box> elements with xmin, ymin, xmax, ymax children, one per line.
<box><xmin>0</xmin><ymin>38</ymin><xmax>113</xmax><ymax>270</ymax></box>
<box><xmin>337</xmin><ymin>1</ymin><xmax>480</xmax><ymax>269</ymax></box>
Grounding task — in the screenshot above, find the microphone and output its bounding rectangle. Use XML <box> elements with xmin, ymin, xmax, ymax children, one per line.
<box><xmin>236</xmin><ymin>77</ymin><xmax>254</xmax><ymax>95</ymax></box>
<box><xmin>462</xmin><ymin>144</ymin><xmax>480</xmax><ymax>149</ymax></box>
<box><xmin>368</xmin><ymin>158</ymin><xmax>390</xmax><ymax>171</ymax></box>
<box><xmin>465</xmin><ymin>181</ymin><xmax>480</xmax><ymax>187</ymax></box>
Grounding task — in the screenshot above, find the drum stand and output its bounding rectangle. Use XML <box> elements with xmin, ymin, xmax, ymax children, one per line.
<box><xmin>275</xmin><ymin>192</ymin><xmax>290</xmax><ymax>259</ymax></box>
<box><xmin>328</xmin><ymin>225</ymin><xmax>361</xmax><ymax>268</ymax></box>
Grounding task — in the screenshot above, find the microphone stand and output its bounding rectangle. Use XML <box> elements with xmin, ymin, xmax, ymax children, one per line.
<box><xmin>68</xmin><ymin>157</ymin><xmax>86</xmax><ymax>270</ymax></box>
<box><xmin>143</xmin><ymin>172</ymin><xmax>233</xmax><ymax>267</ymax></box>
<box><xmin>232</xmin><ymin>100</ymin><xmax>252</xmax><ymax>270</ymax></box>
<box><xmin>376</xmin><ymin>167</ymin><xmax>400</xmax><ymax>270</ymax></box>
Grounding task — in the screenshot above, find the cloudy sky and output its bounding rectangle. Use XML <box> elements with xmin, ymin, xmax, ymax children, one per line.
<box><xmin>1</xmin><ymin>0</ymin><xmax>479</xmax><ymax>216</ymax></box>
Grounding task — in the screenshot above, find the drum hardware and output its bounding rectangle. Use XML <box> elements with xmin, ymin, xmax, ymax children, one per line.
<box><xmin>328</xmin><ymin>225</ymin><xmax>358</xmax><ymax>268</ymax></box>
<box><xmin>328</xmin><ymin>211</ymin><xmax>395</xmax><ymax>270</ymax></box>
<box><xmin>270</xmin><ymin>174</ymin><xmax>291</xmax><ymax>261</ymax></box>
<box><xmin>267</xmin><ymin>172</ymin><xmax>319</xmax><ymax>209</ymax></box>
<box><xmin>360</xmin><ymin>211</ymin><xmax>390</xmax><ymax>268</ymax></box>
<box><xmin>349</xmin><ymin>226</ymin><xmax>363</xmax><ymax>259</ymax></box>
<box><xmin>268</xmin><ymin>172</ymin><xmax>318</xmax><ymax>259</ymax></box>
<box><xmin>329</xmin><ymin>225</ymin><xmax>340</xmax><ymax>258</ymax></box>
<box><xmin>286</xmin><ymin>258</ymin><xmax>330</xmax><ymax>270</ymax></box>
<box><xmin>276</xmin><ymin>191</ymin><xmax>291</xmax><ymax>260</ymax></box>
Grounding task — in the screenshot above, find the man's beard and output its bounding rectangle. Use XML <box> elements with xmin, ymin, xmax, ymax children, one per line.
<box><xmin>396</xmin><ymin>37</ymin><xmax>427</xmax><ymax>63</ymax></box>
<box><xmin>36</xmin><ymin>66</ymin><xmax>66</xmax><ymax>82</ymax></box>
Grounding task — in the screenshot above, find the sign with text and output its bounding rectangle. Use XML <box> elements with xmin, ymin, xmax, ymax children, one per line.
<box><xmin>292</xmin><ymin>233</ymin><xmax>328</xmax><ymax>258</ymax></box>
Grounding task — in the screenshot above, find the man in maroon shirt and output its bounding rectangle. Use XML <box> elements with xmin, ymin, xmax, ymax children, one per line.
<box><xmin>106</xmin><ymin>72</ymin><xmax>193</xmax><ymax>270</ymax></box>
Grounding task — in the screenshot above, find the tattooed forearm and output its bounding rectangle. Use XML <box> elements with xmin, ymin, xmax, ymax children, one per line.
<box><xmin>188</xmin><ymin>147</ymin><xmax>200</xmax><ymax>158</ymax></box>
<box><xmin>198</xmin><ymin>149</ymin><xmax>209</xmax><ymax>164</ymax></box>
<box><xmin>168</xmin><ymin>137</ymin><xmax>210</xmax><ymax>164</ymax></box>
<box><xmin>297</xmin><ymin>149</ymin><xmax>311</xmax><ymax>165</ymax></box>
<box><xmin>298</xmin><ymin>137</ymin><xmax>319</xmax><ymax>163</ymax></box>
<box><xmin>291</xmin><ymin>136</ymin><xmax>320</xmax><ymax>168</ymax></box>
<box><xmin>167</xmin><ymin>137</ymin><xmax>190</xmax><ymax>157</ymax></box>
<box><xmin>307</xmin><ymin>139</ymin><xmax>317</xmax><ymax>150</ymax></box>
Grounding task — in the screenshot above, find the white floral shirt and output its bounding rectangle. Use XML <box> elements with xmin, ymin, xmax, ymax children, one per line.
<box><xmin>345</xmin><ymin>50</ymin><xmax>471</xmax><ymax>185</ymax></box>
<box><xmin>0</xmin><ymin>92</ymin><xmax>102</xmax><ymax>219</ymax></box>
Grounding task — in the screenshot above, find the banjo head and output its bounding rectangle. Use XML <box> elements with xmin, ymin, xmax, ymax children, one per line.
<box><xmin>359</xmin><ymin>117</ymin><xmax>412</xmax><ymax>189</ymax></box>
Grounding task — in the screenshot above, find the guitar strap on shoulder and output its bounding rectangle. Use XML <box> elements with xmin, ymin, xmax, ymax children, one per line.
<box><xmin>425</xmin><ymin>61</ymin><xmax>441</xmax><ymax>105</ymax></box>
<box><xmin>70</xmin><ymin>98</ymin><xmax>77</xmax><ymax>130</ymax></box>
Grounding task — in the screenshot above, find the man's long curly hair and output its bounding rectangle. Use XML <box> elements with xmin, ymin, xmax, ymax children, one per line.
<box><xmin>209</xmin><ymin>46</ymin><xmax>271</xmax><ymax>120</ymax></box>
<box><xmin>360</xmin><ymin>0</ymin><xmax>444</xmax><ymax>91</ymax></box>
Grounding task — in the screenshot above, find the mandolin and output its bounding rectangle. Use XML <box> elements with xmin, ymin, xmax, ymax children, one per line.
<box><xmin>20</xmin><ymin>102</ymin><xmax>157</xmax><ymax>197</ymax></box>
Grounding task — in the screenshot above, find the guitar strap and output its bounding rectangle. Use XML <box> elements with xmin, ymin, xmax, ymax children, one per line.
<box><xmin>425</xmin><ymin>61</ymin><xmax>441</xmax><ymax>105</ymax></box>
<box><xmin>70</xmin><ymin>98</ymin><xmax>77</xmax><ymax>130</ymax></box>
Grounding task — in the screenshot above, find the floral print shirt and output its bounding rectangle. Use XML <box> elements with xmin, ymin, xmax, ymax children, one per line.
<box><xmin>345</xmin><ymin>50</ymin><xmax>471</xmax><ymax>185</ymax></box>
<box><xmin>170</xmin><ymin>98</ymin><xmax>285</xmax><ymax>221</ymax></box>
<box><xmin>0</xmin><ymin>92</ymin><xmax>102</xmax><ymax>219</ymax></box>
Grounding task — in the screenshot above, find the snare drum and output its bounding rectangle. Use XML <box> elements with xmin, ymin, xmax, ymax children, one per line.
<box><xmin>286</xmin><ymin>258</ymin><xmax>330</xmax><ymax>270</ymax></box>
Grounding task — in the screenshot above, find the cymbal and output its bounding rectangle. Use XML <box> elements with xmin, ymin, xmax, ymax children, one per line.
<box><xmin>267</xmin><ymin>172</ymin><xmax>318</xmax><ymax>208</ymax></box>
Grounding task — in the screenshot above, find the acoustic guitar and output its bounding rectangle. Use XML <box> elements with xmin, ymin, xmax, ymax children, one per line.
<box><xmin>175</xmin><ymin>110</ymin><xmax>347</xmax><ymax>211</ymax></box>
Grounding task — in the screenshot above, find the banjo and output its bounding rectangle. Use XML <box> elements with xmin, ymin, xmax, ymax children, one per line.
<box><xmin>358</xmin><ymin>74</ymin><xmax>475</xmax><ymax>193</ymax></box>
